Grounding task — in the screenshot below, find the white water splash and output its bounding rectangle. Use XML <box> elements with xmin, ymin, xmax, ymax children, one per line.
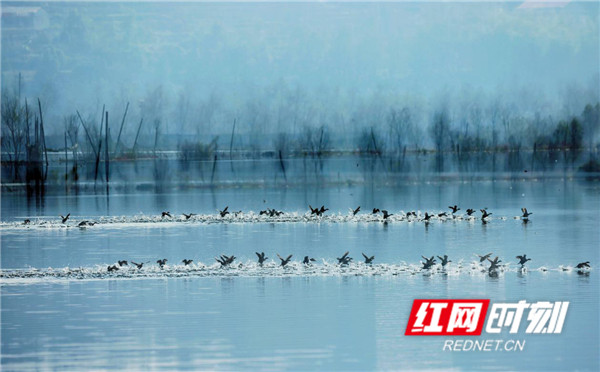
<box><xmin>0</xmin><ymin>210</ymin><xmax>508</xmax><ymax>231</ymax></box>
<box><xmin>0</xmin><ymin>260</ymin><xmax>590</xmax><ymax>285</ymax></box>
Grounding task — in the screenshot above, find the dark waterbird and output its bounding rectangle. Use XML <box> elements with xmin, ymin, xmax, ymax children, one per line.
<box><xmin>131</xmin><ymin>261</ymin><xmax>149</xmax><ymax>269</ymax></box>
<box><xmin>487</xmin><ymin>256</ymin><xmax>502</xmax><ymax>272</ymax></box>
<box><xmin>255</xmin><ymin>252</ymin><xmax>268</xmax><ymax>265</ymax></box>
<box><xmin>303</xmin><ymin>256</ymin><xmax>316</xmax><ymax>265</ymax></box>
<box><xmin>407</xmin><ymin>211</ymin><xmax>417</xmax><ymax>217</ymax></box>
<box><xmin>183</xmin><ymin>213</ymin><xmax>196</xmax><ymax>220</ymax></box>
<box><xmin>352</xmin><ymin>206</ymin><xmax>361</xmax><ymax>216</ymax></box>
<box><xmin>277</xmin><ymin>254</ymin><xmax>293</xmax><ymax>267</ymax></box>
<box><xmin>318</xmin><ymin>205</ymin><xmax>329</xmax><ymax>216</ymax></box>
<box><xmin>337</xmin><ymin>251</ymin><xmax>353</xmax><ymax>265</ymax></box>
<box><xmin>362</xmin><ymin>253</ymin><xmax>375</xmax><ymax>264</ymax></box>
<box><xmin>382</xmin><ymin>210</ymin><xmax>393</xmax><ymax>220</ymax></box>
<box><xmin>182</xmin><ymin>259</ymin><xmax>193</xmax><ymax>265</ymax></box>
<box><xmin>516</xmin><ymin>255</ymin><xmax>531</xmax><ymax>266</ymax></box>
<box><xmin>372</xmin><ymin>208</ymin><xmax>380</xmax><ymax>214</ymax></box>
<box><xmin>309</xmin><ymin>205</ymin><xmax>328</xmax><ymax>216</ymax></box>
<box><xmin>521</xmin><ymin>208</ymin><xmax>533</xmax><ymax>219</ymax></box>
<box><xmin>118</xmin><ymin>260</ymin><xmax>128</xmax><ymax>266</ymax></box>
<box><xmin>480</xmin><ymin>209</ymin><xmax>492</xmax><ymax>220</ymax></box>
<box><xmin>423</xmin><ymin>212</ymin><xmax>433</xmax><ymax>221</ymax></box>
<box><xmin>161</xmin><ymin>211</ymin><xmax>172</xmax><ymax>218</ymax></box>
<box><xmin>78</xmin><ymin>220</ymin><xmax>96</xmax><ymax>227</ymax></box>
<box><xmin>23</xmin><ymin>219</ymin><xmax>30</xmax><ymax>225</ymax></box>
<box><xmin>466</xmin><ymin>209</ymin><xmax>476</xmax><ymax>216</ymax></box>
<box><xmin>438</xmin><ymin>212</ymin><xmax>447</xmax><ymax>218</ymax></box>
<box><xmin>219</xmin><ymin>206</ymin><xmax>230</xmax><ymax>217</ymax></box>
<box><xmin>576</xmin><ymin>261</ymin><xmax>591</xmax><ymax>269</ymax></box>
<box><xmin>437</xmin><ymin>255</ymin><xmax>451</xmax><ymax>267</ymax></box>
<box><xmin>60</xmin><ymin>214</ymin><xmax>71</xmax><ymax>223</ymax></box>
<box><xmin>421</xmin><ymin>256</ymin><xmax>436</xmax><ymax>270</ymax></box>
<box><xmin>216</xmin><ymin>255</ymin><xmax>236</xmax><ymax>267</ymax></box>
<box><xmin>107</xmin><ymin>265</ymin><xmax>119</xmax><ymax>272</ymax></box>
<box><xmin>267</xmin><ymin>208</ymin><xmax>283</xmax><ymax>217</ymax></box>
<box><xmin>449</xmin><ymin>205</ymin><xmax>460</xmax><ymax>214</ymax></box>
<box><xmin>157</xmin><ymin>259</ymin><xmax>168</xmax><ymax>268</ymax></box>
<box><xmin>477</xmin><ymin>252</ymin><xmax>494</xmax><ymax>262</ymax></box>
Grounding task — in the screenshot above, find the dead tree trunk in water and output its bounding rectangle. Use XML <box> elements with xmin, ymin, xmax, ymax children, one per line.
<box><xmin>229</xmin><ymin>119</ymin><xmax>236</xmax><ymax>172</ymax></box>
<box><xmin>38</xmin><ymin>99</ymin><xmax>48</xmax><ymax>181</ymax></box>
<box><xmin>115</xmin><ymin>102</ymin><xmax>129</xmax><ymax>155</ymax></box>
<box><xmin>229</xmin><ymin>119</ymin><xmax>236</xmax><ymax>160</ymax></box>
<box><xmin>105</xmin><ymin>111</ymin><xmax>109</xmax><ymax>184</ymax></box>
<box><xmin>65</xmin><ymin>131</ymin><xmax>68</xmax><ymax>181</ymax></box>
<box><xmin>95</xmin><ymin>139</ymin><xmax>102</xmax><ymax>183</ymax></box>
<box><xmin>25</xmin><ymin>99</ymin><xmax>30</xmax><ymax>148</ymax></box>
<box><xmin>76</xmin><ymin>110</ymin><xmax>98</xmax><ymax>158</ymax></box>
<box><xmin>93</xmin><ymin>105</ymin><xmax>105</xmax><ymax>182</ymax></box>
<box><xmin>133</xmin><ymin>118</ymin><xmax>144</xmax><ymax>156</ymax></box>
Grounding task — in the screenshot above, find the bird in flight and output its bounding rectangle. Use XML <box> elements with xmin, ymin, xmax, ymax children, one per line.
<box><xmin>216</xmin><ymin>255</ymin><xmax>236</xmax><ymax>267</ymax></box>
<box><xmin>362</xmin><ymin>253</ymin><xmax>375</xmax><ymax>264</ymax></box>
<box><xmin>255</xmin><ymin>252</ymin><xmax>268</xmax><ymax>265</ymax></box>
<box><xmin>480</xmin><ymin>209</ymin><xmax>492</xmax><ymax>220</ymax></box>
<box><xmin>303</xmin><ymin>256</ymin><xmax>316</xmax><ymax>265</ymax></box>
<box><xmin>421</xmin><ymin>256</ymin><xmax>436</xmax><ymax>270</ymax></box>
<box><xmin>219</xmin><ymin>206</ymin><xmax>229</xmax><ymax>217</ymax></box>
<box><xmin>449</xmin><ymin>205</ymin><xmax>460</xmax><ymax>214</ymax></box>
<box><xmin>277</xmin><ymin>254</ymin><xmax>293</xmax><ymax>267</ymax></box>
<box><xmin>516</xmin><ymin>254</ymin><xmax>531</xmax><ymax>267</ymax></box>
<box><xmin>337</xmin><ymin>251</ymin><xmax>352</xmax><ymax>265</ymax></box>
<box><xmin>476</xmin><ymin>253</ymin><xmax>493</xmax><ymax>262</ymax></box>
<box><xmin>487</xmin><ymin>256</ymin><xmax>502</xmax><ymax>272</ymax></box>
<box><xmin>437</xmin><ymin>255</ymin><xmax>451</xmax><ymax>267</ymax></box>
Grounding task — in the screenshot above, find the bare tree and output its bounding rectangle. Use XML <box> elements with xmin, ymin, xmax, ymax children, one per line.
<box><xmin>387</xmin><ymin>107</ymin><xmax>413</xmax><ymax>154</ymax></box>
<box><xmin>1</xmin><ymin>90</ymin><xmax>26</xmax><ymax>179</ymax></box>
<box><xmin>139</xmin><ymin>86</ymin><xmax>166</xmax><ymax>152</ymax></box>
<box><xmin>429</xmin><ymin>109</ymin><xmax>450</xmax><ymax>153</ymax></box>
<box><xmin>64</xmin><ymin>114</ymin><xmax>79</xmax><ymax>178</ymax></box>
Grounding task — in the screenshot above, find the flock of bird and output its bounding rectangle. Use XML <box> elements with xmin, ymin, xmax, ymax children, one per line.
<box><xmin>17</xmin><ymin>204</ymin><xmax>591</xmax><ymax>276</ymax></box>
<box><xmin>21</xmin><ymin>205</ymin><xmax>535</xmax><ymax>227</ymax></box>
<box><xmin>103</xmin><ymin>251</ymin><xmax>591</xmax><ymax>275</ymax></box>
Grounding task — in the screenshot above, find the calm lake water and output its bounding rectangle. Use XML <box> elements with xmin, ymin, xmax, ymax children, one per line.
<box><xmin>1</xmin><ymin>157</ymin><xmax>599</xmax><ymax>370</ymax></box>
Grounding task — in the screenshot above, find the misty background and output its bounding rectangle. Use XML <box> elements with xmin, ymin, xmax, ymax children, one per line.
<box><xmin>1</xmin><ymin>1</ymin><xmax>599</xmax><ymax>155</ymax></box>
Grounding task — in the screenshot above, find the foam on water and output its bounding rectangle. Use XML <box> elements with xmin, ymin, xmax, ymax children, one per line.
<box><xmin>0</xmin><ymin>260</ymin><xmax>590</xmax><ymax>285</ymax></box>
<box><xmin>0</xmin><ymin>210</ymin><xmax>514</xmax><ymax>230</ymax></box>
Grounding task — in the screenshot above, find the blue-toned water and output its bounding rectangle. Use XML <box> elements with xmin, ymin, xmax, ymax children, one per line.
<box><xmin>1</xmin><ymin>160</ymin><xmax>599</xmax><ymax>371</ymax></box>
